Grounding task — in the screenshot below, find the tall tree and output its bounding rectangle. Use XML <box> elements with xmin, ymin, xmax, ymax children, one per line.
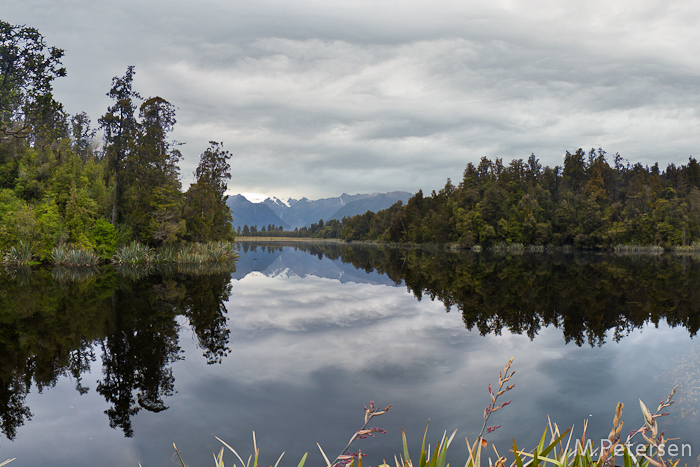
<box><xmin>98</xmin><ymin>66</ymin><xmax>140</xmax><ymax>226</ymax></box>
<box><xmin>184</xmin><ymin>141</ymin><xmax>234</xmax><ymax>242</ymax></box>
<box><xmin>124</xmin><ymin>96</ymin><xmax>184</xmax><ymax>245</ymax></box>
<box><xmin>70</xmin><ymin>111</ymin><xmax>97</xmax><ymax>161</ymax></box>
<box><xmin>0</xmin><ymin>20</ymin><xmax>66</xmax><ymax>140</ymax></box>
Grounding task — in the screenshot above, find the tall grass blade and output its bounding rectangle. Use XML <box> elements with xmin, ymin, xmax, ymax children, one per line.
<box><xmin>318</xmin><ymin>443</ymin><xmax>332</xmax><ymax>467</ymax></box>
<box><xmin>402</xmin><ymin>427</ymin><xmax>411</xmax><ymax>465</ymax></box>
<box><xmin>173</xmin><ymin>443</ymin><xmax>187</xmax><ymax>467</ymax></box>
<box><xmin>273</xmin><ymin>451</ymin><xmax>286</xmax><ymax>467</ymax></box>
<box><xmin>513</xmin><ymin>440</ymin><xmax>525</xmax><ymax>467</ymax></box>
<box><xmin>297</xmin><ymin>452</ymin><xmax>308</xmax><ymax>467</ymax></box>
<box><xmin>214</xmin><ymin>434</ymin><xmax>247</xmax><ymax>467</ymax></box>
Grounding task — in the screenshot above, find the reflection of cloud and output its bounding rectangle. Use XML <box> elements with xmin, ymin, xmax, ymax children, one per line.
<box><xmin>168</xmin><ymin>264</ymin><xmax>697</xmax><ymax>467</ymax></box>
<box><xmin>225</xmin><ymin>272</ymin><xmax>465</xmax><ymax>379</ymax></box>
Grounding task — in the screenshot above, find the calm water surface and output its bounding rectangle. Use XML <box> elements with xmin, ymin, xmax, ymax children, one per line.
<box><xmin>1</xmin><ymin>243</ymin><xmax>699</xmax><ymax>466</ymax></box>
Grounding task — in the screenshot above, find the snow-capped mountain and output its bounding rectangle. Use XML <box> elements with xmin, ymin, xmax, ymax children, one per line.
<box><xmin>227</xmin><ymin>191</ymin><xmax>412</xmax><ymax>230</ymax></box>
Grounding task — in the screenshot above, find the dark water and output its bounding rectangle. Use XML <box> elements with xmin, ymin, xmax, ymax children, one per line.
<box><xmin>1</xmin><ymin>244</ymin><xmax>700</xmax><ymax>466</ymax></box>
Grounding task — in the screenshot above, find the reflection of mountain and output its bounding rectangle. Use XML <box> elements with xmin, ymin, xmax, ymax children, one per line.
<box><xmin>233</xmin><ymin>244</ymin><xmax>398</xmax><ymax>286</ymax></box>
<box><xmin>237</xmin><ymin>242</ymin><xmax>700</xmax><ymax>348</ymax></box>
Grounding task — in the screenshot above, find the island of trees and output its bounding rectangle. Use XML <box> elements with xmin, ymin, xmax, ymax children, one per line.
<box><xmin>246</xmin><ymin>150</ymin><xmax>700</xmax><ymax>250</ymax></box>
<box><xmin>1</xmin><ymin>20</ymin><xmax>234</xmax><ymax>264</ymax></box>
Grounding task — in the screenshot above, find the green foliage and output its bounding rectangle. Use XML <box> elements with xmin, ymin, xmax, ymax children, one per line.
<box><xmin>286</xmin><ymin>150</ymin><xmax>700</xmax><ymax>250</ymax></box>
<box><xmin>90</xmin><ymin>218</ymin><xmax>117</xmax><ymax>258</ymax></box>
<box><xmin>0</xmin><ymin>23</ymin><xmax>238</xmax><ymax>257</ymax></box>
<box><xmin>111</xmin><ymin>241</ymin><xmax>238</xmax><ymax>265</ymax></box>
<box><xmin>0</xmin><ymin>20</ymin><xmax>66</xmax><ymax>140</ymax></box>
<box><xmin>184</xmin><ymin>142</ymin><xmax>235</xmax><ymax>243</ymax></box>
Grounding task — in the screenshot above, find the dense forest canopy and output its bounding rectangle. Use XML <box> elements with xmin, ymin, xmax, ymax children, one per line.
<box><xmin>260</xmin><ymin>149</ymin><xmax>700</xmax><ymax>249</ymax></box>
<box><xmin>0</xmin><ymin>20</ymin><xmax>234</xmax><ymax>259</ymax></box>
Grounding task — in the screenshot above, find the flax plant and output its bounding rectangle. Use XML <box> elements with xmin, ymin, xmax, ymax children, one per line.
<box><xmin>50</xmin><ymin>244</ymin><xmax>101</xmax><ymax>266</ymax></box>
<box><xmin>163</xmin><ymin>358</ymin><xmax>686</xmax><ymax>467</ymax></box>
<box><xmin>112</xmin><ymin>241</ymin><xmax>155</xmax><ymax>264</ymax></box>
<box><xmin>170</xmin><ymin>432</ymin><xmax>307</xmax><ymax>467</ymax></box>
<box><xmin>2</xmin><ymin>240</ymin><xmax>34</xmax><ymax>264</ymax></box>
<box><xmin>318</xmin><ymin>401</ymin><xmax>392</xmax><ymax>467</ymax></box>
<box><xmin>510</xmin><ymin>386</ymin><xmax>681</xmax><ymax>467</ymax></box>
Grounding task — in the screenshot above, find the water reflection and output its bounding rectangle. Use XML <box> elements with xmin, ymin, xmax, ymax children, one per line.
<box><xmin>237</xmin><ymin>242</ymin><xmax>700</xmax><ymax>346</ymax></box>
<box><xmin>0</xmin><ymin>267</ymin><xmax>233</xmax><ymax>440</ymax></box>
<box><xmin>1</xmin><ymin>244</ymin><xmax>699</xmax><ymax>466</ymax></box>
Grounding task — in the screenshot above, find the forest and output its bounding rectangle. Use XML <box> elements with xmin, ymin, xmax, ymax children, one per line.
<box><xmin>258</xmin><ymin>149</ymin><xmax>700</xmax><ymax>249</ymax></box>
<box><xmin>0</xmin><ymin>20</ymin><xmax>234</xmax><ymax>262</ymax></box>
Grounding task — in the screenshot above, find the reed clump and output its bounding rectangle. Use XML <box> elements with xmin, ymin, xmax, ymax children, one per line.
<box><xmin>174</xmin><ymin>241</ymin><xmax>238</xmax><ymax>264</ymax></box>
<box><xmin>175</xmin><ymin>357</ymin><xmax>684</xmax><ymax>467</ymax></box>
<box><xmin>111</xmin><ymin>241</ymin><xmax>156</xmax><ymax>264</ymax></box>
<box><xmin>50</xmin><ymin>244</ymin><xmax>101</xmax><ymax>266</ymax></box>
<box><xmin>1</xmin><ymin>241</ymin><xmax>34</xmax><ymax>265</ymax></box>
<box><xmin>113</xmin><ymin>241</ymin><xmax>238</xmax><ymax>265</ymax></box>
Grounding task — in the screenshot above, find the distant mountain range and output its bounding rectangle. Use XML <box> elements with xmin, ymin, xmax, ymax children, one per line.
<box><xmin>226</xmin><ymin>191</ymin><xmax>412</xmax><ymax>230</ymax></box>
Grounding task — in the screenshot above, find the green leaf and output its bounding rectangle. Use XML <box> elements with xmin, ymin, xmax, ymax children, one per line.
<box><xmin>513</xmin><ymin>440</ymin><xmax>525</xmax><ymax>467</ymax></box>
<box><xmin>402</xmin><ymin>427</ymin><xmax>411</xmax><ymax>465</ymax></box>
<box><xmin>428</xmin><ymin>440</ymin><xmax>441</xmax><ymax>467</ymax></box>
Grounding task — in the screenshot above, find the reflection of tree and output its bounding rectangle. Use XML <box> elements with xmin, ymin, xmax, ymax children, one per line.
<box><xmin>0</xmin><ymin>265</ymin><xmax>236</xmax><ymax>439</ymax></box>
<box><xmin>0</xmin><ymin>268</ymin><xmax>109</xmax><ymax>439</ymax></box>
<box><xmin>289</xmin><ymin>243</ymin><xmax>700</xmax><ymax>347</ymax></box>
<box><xmin>0</xmin><ymin>373</ymin><xmax>32</xmax><ymax>441</ymax></box>
<box><xmin>182</xmin><ymin>273</ymin><xmax>232</xmax><ymax>364</ymax></box>
<box><xmin>97</xmin><ymin>276</ymin><xmax>183</xmax><ymax>437</ymax></box>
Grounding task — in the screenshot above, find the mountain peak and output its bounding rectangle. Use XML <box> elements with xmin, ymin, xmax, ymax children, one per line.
<box><xmin>228</xmin><ymin>191</ymin><xmax>412</xmax><ymax>230</ymax></box>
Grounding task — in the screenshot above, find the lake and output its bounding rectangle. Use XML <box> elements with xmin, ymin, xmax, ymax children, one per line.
<box><xmin>1</xmin><ymin>242</ymin><xmax>699</xmax><ymax>466</ymax></box>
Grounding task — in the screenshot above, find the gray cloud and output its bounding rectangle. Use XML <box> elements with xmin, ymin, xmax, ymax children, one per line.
<box><xmin>4</xmin><ymin>0</ymin><xmax>700</xmax><ymax>198</ymax></box>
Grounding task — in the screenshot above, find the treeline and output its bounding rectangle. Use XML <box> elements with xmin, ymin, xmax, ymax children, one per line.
<box><xmin>0</xmin><ymin>20</ymin><xmax>234</xmax><ymax>260</ymax></box>
<box><xmin>284</xmin><ymin>149</ymin><xmax>700</xmax><ymax>249</ymax></box>
<box><xmin>239</xmin><ymin>219</ymin><xmax>343</xmax><ymax>238</ymax></box>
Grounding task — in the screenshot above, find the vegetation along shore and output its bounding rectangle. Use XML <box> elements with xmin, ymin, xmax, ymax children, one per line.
<box><xmin>242</xmin><ymin>151</ymin><xmax>700</xmax><ymax>252</ymax></box>
<box><xmin>1</xmin><ymin>20</ymin><xmax>235</xmax><ymax>266</ymax></box>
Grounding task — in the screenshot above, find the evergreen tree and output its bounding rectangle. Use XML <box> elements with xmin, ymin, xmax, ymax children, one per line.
<box><xmin>184</xmin><ymin>142</ymin><xmax>234</xmax><ymax>242</ymax></box>
<box><xmin>0</xmin><ymin>20</ymin><xmax>66</xmax><ymax>141</ymax></box>
<box><xmin>99</xmin><ymin>66</ymin><xmax>140</xmax><ymax>226</ymax></box>
<box><xmin>124</xmin><ymin>96</ymin><xmax>184</xmax><ymax>245</ymax></box>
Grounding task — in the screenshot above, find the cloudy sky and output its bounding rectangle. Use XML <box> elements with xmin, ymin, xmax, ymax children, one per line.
<box><xmin>4</xmin><ymin>0</ymin><xmax>700</xmax><ymax>199</ymax></box>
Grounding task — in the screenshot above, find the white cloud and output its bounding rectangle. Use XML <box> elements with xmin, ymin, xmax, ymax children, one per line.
<box><xmin>4</xmin><ymin>0</ymin><xmax>700</xmax><ymax>198</ymax></box>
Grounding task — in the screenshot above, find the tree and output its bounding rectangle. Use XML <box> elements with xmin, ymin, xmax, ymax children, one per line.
<box><xmin>0</xmin><ymin>20</ymin><xmax>66</xmax><ymax>140</ymax></box>
<box><xmin>124</xmin><ymin>96</ymin><xmax>184</xmax><ymax>245</ymax></box>
<box><xmin>184</xmin><ymin>142</ymin><xmax>234</xmax><ymax>242</ymax></box>
<box><xmin>99</xmin><ymin>66</ymin><xmax>140</xmax><ymax>226</ymax></box>
<box><xmin>70</xmin><ymin>111</ymin><xmax>97</xmax><ymax>161</ymax></box>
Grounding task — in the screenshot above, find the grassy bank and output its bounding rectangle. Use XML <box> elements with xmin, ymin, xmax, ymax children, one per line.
<box><xmin>1</xmin><ymin>241</ymin><xmax>239</xmax><ymax>267</ymax></box>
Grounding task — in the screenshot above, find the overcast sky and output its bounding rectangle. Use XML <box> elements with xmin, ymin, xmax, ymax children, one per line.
<box><xmin>4</xmin><ymin>0</ymin><xmax>700</xmax><ymax>199</ymax></box>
